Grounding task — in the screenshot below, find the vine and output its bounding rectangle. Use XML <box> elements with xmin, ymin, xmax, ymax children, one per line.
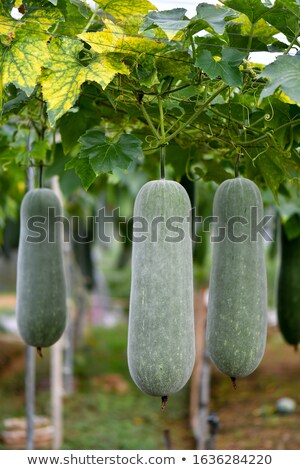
<box><xmin>0</xmin><ymin>0</ymin><xmax>299</xmax><ymax>202</ymax></box>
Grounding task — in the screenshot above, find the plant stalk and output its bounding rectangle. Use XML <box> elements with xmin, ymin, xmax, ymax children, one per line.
<box><xmin>140</xmin><ymin>102</ymin><xmax>160</xmax><ymax>140</ymax></box>
<box><xmin>160</xmin><ymin>146</ymin><xmax>166</xmax><ymax>179</ymax></box>
<box><xmin>164</xmin><ymin>84</ymin><xmax>229</xmax><ymax>144</ymax></box>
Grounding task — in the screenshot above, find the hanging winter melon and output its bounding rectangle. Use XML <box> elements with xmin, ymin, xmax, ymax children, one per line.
<box><xmin>206</xmin><ymin>177</ymin><xmax>268</xmax><ymax>382</ymax></box>
<box><xmin>16</xmin><ymin>188</ymin><xmax>67</xmax><ymax>352</ymax></box>
<box><xmin>128</xmin><ymin>179</ymin><xmax>195</xmax><ymax>405</ymax></box>
<box><xmin>276</xmin><ymin>221</ymin><xmax>300</xmax><ymax>349</ymax></box>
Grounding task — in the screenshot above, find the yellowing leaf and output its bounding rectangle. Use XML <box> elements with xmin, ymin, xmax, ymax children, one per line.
<box><xmin>81</xmin><ymin>22</ymin><xmax>165</xmax><ymax>58</ymax></box>
<box><xmin>260</xmin><ymin>55</ymin><xmax>300</xmax><ymax>104</ymax></box>
<box><xmin>0</xmin><ymin>15</ymin><xmax>19</xmax><ymax>38</ymax></box>
<box><xmin>115</xmin><ymin>36</ymin><xmax>166</xmax><ymax>55</ymax></box>
<box><xmin>235</xmin><ymin>14</ymin><xmax>278</xmax><ymax>38</ymax></box>
<box><xmin>41</xmin><ymin>37</ymin><xmax>129</xmax><ymax>126</ymax></box>
<box><xmin>156</xmin><ymin>51</ymin><xmax>192</xmax><ymax>82</ymax></box>
<box><xmin>277</xmin><ymin>90</ymin><xmax>297</xmax><ymax>105</ymax></box>
<box><xmin>121</xmin><ymin>15</ymin><xmax>147</xmax><ymax>35</ymax></box>
<box><xmin>78</xmin><ymin>19</ymin><xmax>125</xmax><ymax>54</ymax></box>
<box><xmin>2</xmin><ymin>27</ymin><xmax>50</xmax><ymax>96</ymax></box>
<box><xmin>24</xmin><ymin>8</ymin><xmax>64</xmax><ymax>31</ymax></box>
<box><xmin>94</xmin><ymin>0</ymin><xmax>156</xmax><ymax>21</ymax></box>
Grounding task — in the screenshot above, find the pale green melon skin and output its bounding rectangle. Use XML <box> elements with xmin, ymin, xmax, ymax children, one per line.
<box><xmin>128</xmin><ymin>180</ymin><xmax>195</xmax><ymax>397</ymax></box>
<box><xmin>16</xmin><ymin>189</ymin><xmax>67</xmax><ymax>348</ymax></box>
<box><xmin>206</xmin><ymin>178</ymin><xmax>268</xmax><ymax>378</ymax></box>
<box><xmin>277</xmin><ymin>224</ymin><xmax>300</xmax><ymax>346</ymax></box>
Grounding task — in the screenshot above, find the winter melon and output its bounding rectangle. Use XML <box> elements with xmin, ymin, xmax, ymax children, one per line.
<box><xmin>206</xmin><ymin>177</ymin><xmax>268</xmax><ymax>380</ymax></box>
<box><xmin>16</xmin><ymin>188</ymin><xmax>66</xmax><ymax>350</ymax></box>
<box><xmin>128</xmin><ymin>180</ymin><xmax>195</xmax><ymax>401</ymax></box>
<box><xmin>277</xmin><ymin>222</ymin><xmax>300</xmax><ymax>348</ymax></box>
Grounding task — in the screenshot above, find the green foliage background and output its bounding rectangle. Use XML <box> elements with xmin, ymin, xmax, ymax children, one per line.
<box><xmin>0</xmin><ymin>0</ymin><xmax>300</xmax><ymax>239</ymax></box>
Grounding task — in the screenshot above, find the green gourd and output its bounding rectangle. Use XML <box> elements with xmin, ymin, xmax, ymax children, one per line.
<box><xmin>206</xmin><ymin>177</ymin><xmax>268</xmax><ymax>382</ymax></box>
<box><xmin>16</xmin><ymin>188</ymin><xmax>66</xmax><ymax>351</ymax></box>
<box><xmin>128</xmin><ymin>180</ymin><xmax>195</xmax><ymax>405</ymax></box>
<box><xmin>277</xmin><ymin>222</ymin><xmax>300</xmax><ymax>349</ymax></box>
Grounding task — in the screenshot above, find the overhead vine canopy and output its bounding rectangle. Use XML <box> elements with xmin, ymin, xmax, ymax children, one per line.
<box><xmin>0</xmin><ymin>0</ymin><xmax>300</xmax><ymax>209</ymax></box>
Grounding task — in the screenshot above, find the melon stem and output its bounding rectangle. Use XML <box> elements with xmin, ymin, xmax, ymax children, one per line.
<box><xmin>37</xmin><ymin>347</ymin><xmax>43</xmax><ymax>358</ymax></box>
<box><xmin>161</xmin><ymin>396</ymin><xmax>168</xmax><ymax>410</ymax></box>
<box><xmin>230</xmin><ymin>377</ymin><xmax>237</xmax><ymax>389</ymax></box>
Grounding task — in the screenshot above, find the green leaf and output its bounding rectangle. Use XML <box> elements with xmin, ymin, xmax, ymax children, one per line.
<box><xmin>264</xmin><ymin>0</ymin><xmax>300</xmax><ymax>41</ymax></box>
<box><xmin>140</xmin><ymin>8</ymin><xmax>190</xmax><ymax>40</ymax></box>
<box><xmin>156</xmin><ymin>50</ymin><xmax>192</xmax><ymax>82</ymax></box>
<box><xmin>1</xmin><ymin>27</ymin><xmax>50</xmax><ymax>97</ymax></box>
<box><xmin>221</xmin><ymin>47</ymin><xmax>246</xmax><ymax>66</ymax></box>
<box><xmin>65</xmin><ymin>156</ymin><xmax>97</xmax><ymax>190</ymax></box>
<box><xmin>251</xmin><ymin>148</ymin><xmax>285</xmax><ymax>201</ymax></box>
<box><xmin>30</xmin><ymin>140</ymin><xmax>50</xmax><ymax>162</ymax></box>
<box><xmin>194</xmin><ymin>36</ymin><xmax>225</xmax><ymax>57</ymax></box>
<box><xmin>257</xmin><ymin>98</ymin><xmax>292</xmax><ymax>147</ymax></box>
<box><xmin>136</xmin><ymin>55</ymin><xmax>159</xmax><ymax>88</ymax></box>
<box><xmin>95</xmin><ymin>0</ymin><xmax>157</xmax><ymax>20</ymax></box>
<box><xmin>283</xmin><ymin>214</ymin><xmax>300</xmax><ymax>240</ymax></box>
<box><xmin>171</xmin><ymin>85</ymin><xmax>200</xmax><ymax>101</ymax></box>
<box><xmin>222</xmin><ymin>0</ymin><xmax>270</xmax><ymax>23</ymax></box>
<box><xmin>2</xmin><ymin>88</ymin><xmax>31</xmax><ymax>115</ymax></box>
<box><xmin>278</xmin><ymin>202</ymin><xmax>300</xmax><ymax>222</ymax></box>
<box><xmin>59</xmin><ymin>109</ymin><xmax>92</xmax><ymax>154</ymax></box>
<box><xmin>192</xmin><ymin>3</ymin><xmax>235</xmax><ymax>35</ymax></box>
<box><xmin>260</xmin><ymin>55</ymin><xmax>300</xmax><ymax>104</ymax></box>
<box><xmin>236</xmin><ymin>14</ymin><xmax>279</xmax><ymax>41</ymax></box>
<box><xmin>195</xmin><ymin>47</ymin><xmax>245</xmax><ymax>86</ymax></box>
<box><xmin>213</xmin><ymin>102</ymin><xmax>249</xmax><ymax>124</ymax></box>
<box><xmin>4</xmin><ymin>128</ymin><xmax>32</xmax><ymax>166</ymax></box>
<box><xmin>55</xmin><ymin>0</ymin><xmax>91</xmax><ymax>36</ymax></box>
<box><xmin>41</xmin><ymin>37</ymin><xmax>129</xmax><ymax>126</ymax></box>
<box><xmin>79</xmin><ymin>130</ymin><xmax>143</xmax><ymax>175</ymax></box>
<box><xmin>225</xmin><ymin>21</ymin><xmax>268</xmax><ymax>52</ymax></box>
<box><xmin>0</xmin><ymin>2</ymin><xmax>14</xmax><ymax>15</ymax></box>
<box><xmin>69</xmin><ymin>0</ymin><xmax>91</xmax><ymax>18</ymax></box>
<box><xmin>194</xmin><ymin>160</ymin><xmax>232</xmax><ymax>184</ymax></box>
<box><xmin>195</xmin><ymin>50</ymin><xmax>221</xmax><ymax>78</ymax></box>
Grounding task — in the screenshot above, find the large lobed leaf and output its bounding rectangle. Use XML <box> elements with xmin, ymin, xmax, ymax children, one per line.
<box><xmin>79</xmin><ymin>20</ymin><xmax>166</xmax><ymax>88</ymax></box>
<box><xmin>221</xmin><ymin>0</ymin><xmax>270</xmax><ymax>23</ymax></box>
<box><xmin>140</xmin><ymin>8</ymin><xmax>190</xmax><ymax>40</ymax></box>
<box><xmin>260</xmin><ymin>54</ymin><xmax>300</xmax><ymax>104</ymax></box>
<box><xmin>79</xmin><ymin>19</ymin><xmax>166</xmax><ymax>56</ymax></box>
<box><xmin>1</xmin><ymin>27</ymin><xmax>51</xmax><ymax>98</ymax></box>
<box><xmin>78</xmin><ymin>20</ymin><xmax>125</xmax><ymax>54</ymax></box>
<box><xmin>94</xmin><ymin>0</ymin><xmax>157</xmax><ymax>20</ymax></box>
<box><xmin>0</xmin><ymin>14</ymin><xmax>19</xmax><ymax>38</ymax></box>
<box><xmin>65</xmin><ymin>156</ymin><xmax>97</xmax><ymax>191</ymax></box>
<box><xmin>41</xmin><ymin>37</ymin><xmax>129</xmax><ymax>126</ymax></box>
<box><xmin>79</xmin><ymin>129</ymin><xmax>143</xmax><ymax>175</ymax></box>
<box><xmin>263</xmin><ymin>0</ymin><xmax>300</xmax><ymax>41</ymax></box>
<box><xmin>195</xmin><ymin>47</ymin><xmax>246</xmax><ymax>86</ymax></box>
<box><xmin>192</xmin><ymin>3</ymin><xmax>236</xmax><ymax>35</ymax></box>
<box><xmin>65</xmin><ymin>129</ymin><xmax>144</xmax><ymax>190</ymax></box>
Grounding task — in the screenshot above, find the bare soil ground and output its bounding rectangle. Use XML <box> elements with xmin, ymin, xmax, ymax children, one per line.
<box><xmin>0</xmin><ymin>295</ymin><xmax>16</xmax><ymax>309</ymax></box>
<box><xmin>1</xmin><ymin>290</ymin><xmax>299</xmax><ymax>450</ymax></box>
<box><xmin>210</xmin><ymin>326</ymin><xmax>300</xmax><ymax>450</ymax></box>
